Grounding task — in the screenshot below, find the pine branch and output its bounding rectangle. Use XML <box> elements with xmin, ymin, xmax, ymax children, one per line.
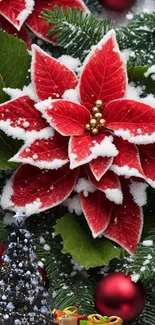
<box><xmin>116</xmin><ymin>231</ymin><xmax>155</xmax><ymax>284</ymax></box>
<box><xmin>42</xmin><ymin>8</ymin><xmax>155</xmax><ymax>66</ymax></box>
<box><xmin>27</xmin><ymin>210</ymin><xmax>95</xmax><ymax>314</ymax></box>
<box><xmin>127</xmin><ymin>281</ymin><xmax>155</xmax><ymax>325</ymax></box>
<box><xmin>41</xmin><ymin>6</ymin><xmax>112</xmax><ymax>61</ymax></box>
<box><xmin>117</xmin><ymin>13</ymin><xmax>155</xmax><ymax>66</ymax></box>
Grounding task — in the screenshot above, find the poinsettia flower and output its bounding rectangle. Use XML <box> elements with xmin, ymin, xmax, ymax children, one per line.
<box><xmin>0</xmin><ymin>29</ymin><xmax>155</xmax><ymax>254</ymax></box>
<box><xmin>26</xmin><ymin>29</ymin><xmax>155</xmax><ymax>182</ymax></box>
<box><xmin>0</xmin><ymin>162</ymin><xmax>143</xmax><ymax>254</ymax></box>
<box><xmin>0</xmin><ymin>0</ymin><xmax>88</xmax><ymax>41</ymax></box>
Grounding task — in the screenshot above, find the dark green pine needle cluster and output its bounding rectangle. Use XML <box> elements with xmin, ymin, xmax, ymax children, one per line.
<box><xmin>42</xmin><ymin>7</ymin><xmax>155</xmax><ymax>66</ymax></box>
<box><xmin>0</xmin><ymin>223</ymin><xmax>52</xmax><ymax>325</ymax></box>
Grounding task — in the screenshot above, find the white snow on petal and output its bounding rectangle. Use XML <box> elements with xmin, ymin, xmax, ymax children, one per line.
<box><xmin>142</xmin><ymin>239</ymin><xmax>153</xmax><ymax>247</ymax></box>
<box><xmin>104</xmin><ymin>188</ymin><xmax>123</xmax><ymax>205</ymax></box>
<box><xmin>35</xmin><ymin>98</ymin><xmax>52</xmax><ymax>112</ymax></box>
<box><xmin>74</xmin><ymin>178</ymin><xmax>96</xmax><ymax>197</ymax></box>
<box><xmin>10</xmin><ymin>151</ymin><xmax>68</xmax><ymax>170</ymax></box>
<box><xmin>58</xmin><ymin>55</ymin><xmax>81</xmax><ymax>71</ymax></box>
<box><xmin>110</xmin><ymin>164</ymin><xmax>144</xmax><ymax>178</ymax></box>
<box><xmin>62</xmin><ymin>88</ymin><xmax>80</xmax><ymax>103</ymax></box>
<box><xmin>115</xmin><ymin>129</ymin><xmax>155</xmax><ymax>145</ymax></box>
<box><xmin>129</xmin><ymin>180</ymin><xmax>148</xmax><ymax>207</ymax></box>
<box><xmin>69</xmin><ymin>136</ymin><xmax>118</xmax><ymax>169</ymax></box>
<box><xmin>63</xmin><ymin>194</ymin><xmax>82</xmax><ymax>215</ymax></box>
<box><xmin>90</xmin><ymin>136</ymin><xmax>118</xmax><ymax>158</ymax></box>
<box><xmin>0</xmin><ymin>119</ymin><xmax>53</xmax><ymax>141</ymax></box>
<box><xmin>1</xmin><ymin>165</ymin><xmax>75</xmax><ymax>216</ymax></box>
<box><xmin>146</xmin><ymin>177</ymin><xmax>155</xmax><ymax>188</ymax></box>
<box><xmin>3</xmin><ymin>83</ymin><xmax>38</xmax><ymax>102</ymax></box>
<box><xmin>16</xmin><ymin>0</ymin><xmax>35</xmax><ymax>28</ymax></box>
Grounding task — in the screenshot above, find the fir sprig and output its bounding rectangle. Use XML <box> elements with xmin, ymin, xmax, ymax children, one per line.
<box><xmin>42</xmin><ymin>8</ymin><xmax>155</xmax><ymax>66</ymax></box>
<box><xmin>118</xmin><ymin>231</ymin><xmax>155</xmax><ymax>283</ymax></box>
<box><xmin>41</xmin><ymin>6</ymin><xmax>111</xmax><ymax>61</ymax></box>
<box><xmin>117</xmin><ymin>13</ymin><xmax>155</xmax><ymax>66</ymax></box>
<box><xmin>27</xmin><ymin>211</ymin><xmax>95</xmax><ymax>314</ymax></box>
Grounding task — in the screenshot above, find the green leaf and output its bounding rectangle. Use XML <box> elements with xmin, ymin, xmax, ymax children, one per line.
<box><xmin>0</xmin><ymin>131</ymin><xmax>22</xmax><ymax>170</ymax></box>
<box><xmin>55</xmin><ymin>214</ymin><xmax>120</xmax><ymax>269</ymax></box>
<box><xmin>0</xmin><ymin>30</ymin><xmax>31</xmax><ymax>103</ymax></box>
<box><xmin>128</xmin><ymin>66</ymin><xmax>155</xmax><ymax>95</ymax></box>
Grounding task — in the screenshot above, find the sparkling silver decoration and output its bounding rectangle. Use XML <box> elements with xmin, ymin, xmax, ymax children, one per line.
<box><xmin>13</xmin><ymin>210</ymin><xmax>25</xmax><ymax>224</ymax></box>
<box><xmin>15</xmin><ymin>319</ymin><xmax>22</xmax><ymax>325</ymax></box>
<box><xmin>6</xmin><ymin>302</ymin><xmax>15</xmax><ymax>310</ymax></box>
<box><xmin>3</xmin><ymin>314</ymin><xmax>9</xmax><ymax>319</ymax></box>
<box><xmin>40</xmin><ymin>306</ymin><xmax>48</xmax><ymax>314</ymax></box>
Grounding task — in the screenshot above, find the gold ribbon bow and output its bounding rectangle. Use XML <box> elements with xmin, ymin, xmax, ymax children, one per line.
<box><xmin>52</xmin><ymin>306</ymin><xmax>78</xmax><ymax>322</ymax></box>
<box><xmin>63</xmin><ymin>306</ymin><xmax>78</xmax><ymax>316</ymax></box>
<box><xmin>87</xmin><ymin>314</ymin><xmax>123</xmax><ymax>325</ymax></box>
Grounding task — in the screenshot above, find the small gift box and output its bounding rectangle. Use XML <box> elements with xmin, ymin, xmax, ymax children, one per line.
<box><xmin>52</xmin><ymin>306</ymin><xmax>86</xmax><ymax>325</ymax></box>
<box><xmin>80</xmin><ymin>314</ymin><xmax>123</xmax><ymax>325</ymax></box>
<box><xmin>60</xmin><ymin>316</ymin><xmax>78</xmax><ymax>325</ymax></box>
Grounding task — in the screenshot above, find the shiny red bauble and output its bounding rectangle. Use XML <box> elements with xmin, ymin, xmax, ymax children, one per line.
<box><xmin>95</xmin><ymin>272</ymin><xmax>146</xmax><ymax>322</ymax></box>
<box><xmin>99</xmin><ymin>0</ymin><xmax>136</xmax><ymax>11</ymax></box>
<box><xmin>0</xmin><ymin>241</ymin><xmax>6</xmax><ymax>265</ymax></box>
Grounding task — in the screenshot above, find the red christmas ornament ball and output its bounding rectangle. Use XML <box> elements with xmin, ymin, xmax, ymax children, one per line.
<box><xmin>99</xmin><ymin>0</ymin><xmax>136</xmax><ymax>11</ymax></box>
<box><xmin>0</xmin><ymin>241</ymin><xmax>6</xmax><ymax>265</ymax></box>
<box><xmin>95</xmin><ymin>272</ymin><xmax>146</xmax><ymax>322</ymax></box>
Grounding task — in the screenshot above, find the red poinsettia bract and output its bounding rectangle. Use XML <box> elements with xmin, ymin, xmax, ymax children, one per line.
<box><xmin>0</xmin><ymin>0</ymin><xmax>89</xmax><ymax>42</ymax></box>
<box><xmin>1</xmin><ymin>30</ymin><xmax>155</xmax><ymax>254</ymax></box>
